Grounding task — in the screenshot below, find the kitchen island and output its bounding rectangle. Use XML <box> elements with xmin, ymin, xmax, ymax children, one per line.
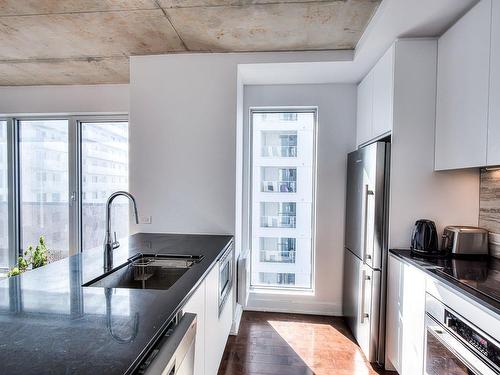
<box><xmin>0</xmin><ymin>232</ymin><xmax>233</xmax><ymax>375</ymax></box>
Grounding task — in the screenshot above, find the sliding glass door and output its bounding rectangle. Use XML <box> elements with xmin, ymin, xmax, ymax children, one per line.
<box><xmin>81</xmin><ymin>122</ymin><xmax>129</xmax><ymax>252</ymax></box>
<box><xmin>0</xmin><ymin>121</ymin><xmax>8</xmax><ymax>270</ymax></box>
<box><xmin>19</xmin><ymin>120</ymin><xmax>70</xmax><ymax>261</ymax></box>
<box><xmin>0</xmin><ymin>116</ymin><xmax>128</xmax><ymax>275</ymax></box>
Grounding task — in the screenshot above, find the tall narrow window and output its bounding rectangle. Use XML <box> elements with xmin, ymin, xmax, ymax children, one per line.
<box><xmin>19</xmin><ymin>120</ymin><xmax>69</xmax><ymax>261</ymax></box>
<box><xmin>0</xmin><ymin>121</ymin><xmax>8</xmax><ymax>272</ymax></box>
<box><xmin>250</xmin><ymin>110</ymin><xmax>316</xmax><ymax>290</ymax></box>
<box><xmin>81</xmin><ymin>122</ymin><xmax>129</xmax><ymax>251</ymax></box>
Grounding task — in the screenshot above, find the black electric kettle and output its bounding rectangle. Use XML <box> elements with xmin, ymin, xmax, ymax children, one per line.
<box><xmin>411</xmin><ymin>219</ymin><xmax>439</xmax><ymax>256</ymax></box>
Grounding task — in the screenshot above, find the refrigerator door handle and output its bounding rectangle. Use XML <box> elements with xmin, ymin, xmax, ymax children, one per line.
<box><xmin>362</xmin><ymin>184</ymin><xmax>374</xmax><ymax>263</ymax></box>
<box><xmin>359</xmin><ymin>269</ymin><xmax>370</xmax><ymax>324</ymax></box>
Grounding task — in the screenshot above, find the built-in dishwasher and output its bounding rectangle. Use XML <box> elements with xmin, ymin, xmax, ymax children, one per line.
<box><xmin>136</xmin><ymin>313</ymin><xmax>197</xmax><ymax>375</ymax></box>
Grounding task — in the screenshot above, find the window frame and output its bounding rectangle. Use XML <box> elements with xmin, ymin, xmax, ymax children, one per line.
<box><xmin>0</xmin><ymin>114</ymin><xmax>128</xmax><ymax>272</ymax></box>
<box><xmin>248</xmin><ymin>107</ymin><xmax>318</xmax><ymax>293</ymax></box>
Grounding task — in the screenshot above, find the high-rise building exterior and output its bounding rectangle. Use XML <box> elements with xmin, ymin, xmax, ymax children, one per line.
<box><xmin>250</xmin><ymin>111</ymin><xmax>315</xmax><ymax>289</ymax></box>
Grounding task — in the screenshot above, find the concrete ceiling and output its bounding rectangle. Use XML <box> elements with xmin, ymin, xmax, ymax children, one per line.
<box><xmin>0</xmin><ymin>0</ymin><xmax>380</xmax><ymax>85</ymax></box>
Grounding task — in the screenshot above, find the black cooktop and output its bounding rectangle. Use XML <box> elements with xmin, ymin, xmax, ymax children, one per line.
<box><xmin>390</xmin><ymin>249</ymin><xmax>500</xmax><ymax>314</ymax></box>
<box><xmin>436</xmin><ymin>257</ymin><xmax>500</xmax><ymax>303</ymax></box>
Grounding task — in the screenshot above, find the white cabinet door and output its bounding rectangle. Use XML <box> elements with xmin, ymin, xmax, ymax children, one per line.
<box><xmin>204</xmin><ymin>265</ymin><xmax>233</xmax><ymax>375</ymax></box>
<box><xmin>385</xmin><ymin>255</ymin><xmax>426</xmax><ymax>374</ymax></box>
<box><xmin>372</xmin><ymin>45</ymin><xmax>394</xmax><ymax>138</ymax></box>
<box><xmin>400</xmin><ymin>262</ymin><xmax>426</xmax><ymax>375</ymax></box>
<box><xmin>435</xmin><ymin>0</ymin><xmax>491</xmax><ymax>170</ymax></box>
<box><xmin>183</xmin><ymin>281</ymin><xmax>206</xmax><ymax>375</ymax></box>
<box><xmin>488</xmin><ymin>0</ymin><xmax>500</xmax><ymax>165</ymax></box>
<box><xmin>357</xmin><ymin>70</ymin><xmax>374</xmax><ymax>146</ymax></box>
<box><xmin>385</xmin><ymin>255</ymin><xmax>403</xmax><ymax>373</ymax></box>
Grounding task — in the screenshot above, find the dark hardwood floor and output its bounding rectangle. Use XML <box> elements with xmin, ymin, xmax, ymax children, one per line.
<box><xmin>218</xmin><ymin>311</ymin><xmax>396</xmax><ymax>375</ymax></box>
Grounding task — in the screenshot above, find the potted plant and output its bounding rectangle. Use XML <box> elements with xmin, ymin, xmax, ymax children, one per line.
<box><xmin>7</xmin><ymin>236</ymin><xmax>50</xmax><ymax>277</ymax></box>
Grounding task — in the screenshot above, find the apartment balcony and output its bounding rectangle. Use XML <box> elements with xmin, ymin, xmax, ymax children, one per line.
<box><xmin>259</xmin><ymin>249</ymin><xmax>296</xmax><ymax>263</ymax></box>
<box><xmin>261</xmin><ymin>145</ymin><xmax>297</xmax><ymax>158</ymax></box>
<box><xmin>261</xmin><ymin>180</ymin><xmax>296</xmax><ymax>193</ymax></box>
<box><xmin>260</xmin><ymin>214</ymin><xmax>296</xmax><ymax>228</ymax></box>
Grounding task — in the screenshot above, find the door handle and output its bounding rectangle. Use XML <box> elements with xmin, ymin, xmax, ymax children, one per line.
<box><xmin>360</xmin><ymin>270</ymin><xmax>370</xmax><ymax>324</ymax></box>
<box><xmin>362</xmin><ymin>184</ymin><xmax>374</xmax><ymax>263</ymax></box>
<box><xmin>69</xmin><ymin>191</ymin><xmax>77</xmax><ymax>206</ymax></box>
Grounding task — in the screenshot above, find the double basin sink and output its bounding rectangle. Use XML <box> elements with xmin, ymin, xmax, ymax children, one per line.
<box><xmin>83</xmin><ymin>253</ymin><xmax>204</xmax><ymax>290</ymax></box>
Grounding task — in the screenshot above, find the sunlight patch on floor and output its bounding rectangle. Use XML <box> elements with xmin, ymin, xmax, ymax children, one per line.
<box><xmin>267</xmin><ymin>319</ymin><xmax>379</xmax><ymax>375</ymax></box>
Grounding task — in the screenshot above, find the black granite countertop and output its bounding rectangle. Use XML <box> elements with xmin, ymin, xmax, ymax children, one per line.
<box><xmin>390</xmin><ymin>249</ymin><xmax>500</xmax><ymax>316</ymax></box>
<box><xmin>0</xmin><ymin>232</ymin><xmax>233</xmax><ymax>375</ymax></box>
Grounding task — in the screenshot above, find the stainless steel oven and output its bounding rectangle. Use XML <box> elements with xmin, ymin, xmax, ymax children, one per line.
<box><xmin>218</xmin><ymin>243</ymin><xmax>234</xmax><ymax>316</ymax></box>
<box><xmin>424</xmin><ymin>293</ymin><xmax>500</xmax><ymax>375</ymax></box>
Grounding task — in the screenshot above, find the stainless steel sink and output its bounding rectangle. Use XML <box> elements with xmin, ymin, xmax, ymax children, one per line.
<box><xmin>83</xmin><ymin>253</ymin><xmax>204</xmax><ymax>290</ymax></box>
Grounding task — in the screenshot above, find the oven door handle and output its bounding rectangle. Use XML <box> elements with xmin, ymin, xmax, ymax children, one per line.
<box><xmin>427</xmin><ymin>321</ymin><xmax>497</xmax><ymax>375</ymax></box>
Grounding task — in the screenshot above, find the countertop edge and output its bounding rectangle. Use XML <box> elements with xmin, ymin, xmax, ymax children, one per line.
<box><xmin>389</xmin><ymin>249</ymin><xmax>500</xmax><ymax>317</ymax></box>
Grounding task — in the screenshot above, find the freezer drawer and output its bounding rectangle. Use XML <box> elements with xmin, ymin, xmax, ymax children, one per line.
<box><xmin>343</xmin><ymin>249</ymin><xmax>382</xmax><ymax>363</ymax></box>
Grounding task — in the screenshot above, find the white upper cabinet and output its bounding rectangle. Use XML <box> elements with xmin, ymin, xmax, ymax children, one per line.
<box><xmin>435</xmin><ymin>0</ymin><xmax>492</xmax><ymax>170</ymax></box>
<box><xmin>357</xmin><ymin>70</ymin><xmax>374</xmax><ymax>146</ymax></box>
<box><xmin>372</xmin><ymin>46</ymin><xmax>394</xmax><ymax>138</ymax></box>
<box><xmin>356</xmin><ymin>45</ymin><xmax>394</xmax><ymax>147</ymax></box>
<box><xmin>489</xmin><ymin>0</ymin><xmax>500</xmax><ymax>165</ymax></box>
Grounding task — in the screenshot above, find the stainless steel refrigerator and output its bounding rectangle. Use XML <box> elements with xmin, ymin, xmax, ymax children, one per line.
<box><xmin>342</xmin><ymin>141</ymin><xmax>390</xmax><ymax>365</ymax></box>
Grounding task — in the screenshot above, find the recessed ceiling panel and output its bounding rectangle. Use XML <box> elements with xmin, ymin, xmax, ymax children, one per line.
<box><xmin>0</xmin><ymin>9</ymin><xmax>186</xmax><ymax>60</ymax></box>
<box><xmin>166</xmin><ymin>1</ymin><xmax>380</xmax><ymax>51</ymax></box>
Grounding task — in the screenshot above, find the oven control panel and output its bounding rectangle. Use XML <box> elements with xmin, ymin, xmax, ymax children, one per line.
<box><xmin>445</xmin><ymin>310</ymin><xmax>500</xmax><ymax>368</ymax></box>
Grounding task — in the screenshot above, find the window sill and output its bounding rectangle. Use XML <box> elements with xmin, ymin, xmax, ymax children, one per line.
<box><xmin>250</xmin><ymin>287</ymin><xmax>315</xmax><ymax>296</ymax></box>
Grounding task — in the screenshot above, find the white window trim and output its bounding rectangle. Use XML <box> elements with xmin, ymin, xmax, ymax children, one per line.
<box><xmin>246</xmin><ymin>107</ymin><xmax>318</xmax><ymax>293</ymax></box>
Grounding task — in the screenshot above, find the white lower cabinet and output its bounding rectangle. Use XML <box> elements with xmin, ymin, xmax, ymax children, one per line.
<box><xmin>205</xmin><ymin>264</ymin><xmax>233</xmax><ymax>375</ymax></box>
<box><xmin>386</xmin><ymin>255</ymin><xmax>426</xmax><ymax>375</ymax></box>
<box><xmin>183</xmin><ymin>279</ymin><xmax>206</xmax><ymax>375</ymax></box>
<box><xmin>183</xmin><ymin>262</ymin><xmax>234</xmax><ymax>375</ymax></box>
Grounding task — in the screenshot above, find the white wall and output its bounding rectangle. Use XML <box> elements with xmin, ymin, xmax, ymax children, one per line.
<box><xmin>129</xmin><ymin>51</ymin><xmax>351</xmax><ymax>239</ymax></box>
<box><xmin>0</xmin><ymin>84</ymin><xmax>129</xmax><ymax>115</ymax></box>
<box><xmin>388</xmin><ymin>40</ymin><xmax>479</xmax><ymax>249</ymax></box>
<box><xmin>243</xmin><ymin>84</ymin><xmax>357</xmax><ymax>316</ymax></box>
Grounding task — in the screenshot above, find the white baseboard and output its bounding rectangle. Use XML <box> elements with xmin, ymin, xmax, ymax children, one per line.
<box><xmin>230</xmin><ymin>303</ymin><xmax>244</xmax><ymax>335</ymax></box>
<box><xmin>245</xmin><ymin>296</ymin><xmax>342</xmax><ymax>316</ymax></box>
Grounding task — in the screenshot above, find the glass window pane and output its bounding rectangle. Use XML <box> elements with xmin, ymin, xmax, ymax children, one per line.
<box><xmin>251</xmin><ymin>111</ymin><xmax>315</xmax><ymax>290</ymax></box>
<box><xmin>19</xmin><ymin>120</ymin><xmax>69</xmax><ymax>261</ymax></box>
<box><xmin>0</xmin><ymin>121</ymin><xmax>8</xmax><ymax>272</ymax></box>
<box><xmin>82</xmin><ymin>122</ymin><xmax>129</xmax><ymax>252</ymax></box>
<box><xmin>261</xmin><ymin>167</ymin><xmax>296</xmax><ymax>193</ymax></box>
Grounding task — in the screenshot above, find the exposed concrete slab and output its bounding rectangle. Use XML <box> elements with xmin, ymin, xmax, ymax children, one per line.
<box><xmin>0</xmin><ymin>57</ymin><xmax>129</xmax><ymax>85</ymax></box>
<box><xmin>0</xmin><ymin>9</ymin><xmax>186</xmax><ymax>60</ymax></box>
<box><xmin>0</xmin><ymin>0</ymin><xmax>158</xmax><ymax>16</ymax></box>
<box><xmin>166</xmin><ymin>1</ymin><xmax>379</xmax><ymax>51</ymax></box>
<box><xmin>159</xmin><ymin>0</ymin><xmax>338</xmax><ymax>8</ymax></box>
<box><xmin>0</xmin><ymin>0</ymin><xmax>380</xmax><ymax>85</ymax></box>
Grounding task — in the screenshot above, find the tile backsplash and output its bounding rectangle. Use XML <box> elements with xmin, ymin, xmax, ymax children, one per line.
<box><xmin>479</xmin><ymin>168</ymin><xmax>500</xmax><ymax>258</ymax></box>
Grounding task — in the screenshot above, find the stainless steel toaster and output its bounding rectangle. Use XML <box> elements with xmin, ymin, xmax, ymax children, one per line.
<box><xmin>441</xmin><ymin>226</ymin><xmax>489</xmax><ymax>256</ymax></box>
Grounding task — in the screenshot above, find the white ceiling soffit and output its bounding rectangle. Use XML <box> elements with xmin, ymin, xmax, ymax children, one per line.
<box><xmin>239</xmin><ymin>0</ymin><xmax>479</xmax><ymax>85</ymax></box>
